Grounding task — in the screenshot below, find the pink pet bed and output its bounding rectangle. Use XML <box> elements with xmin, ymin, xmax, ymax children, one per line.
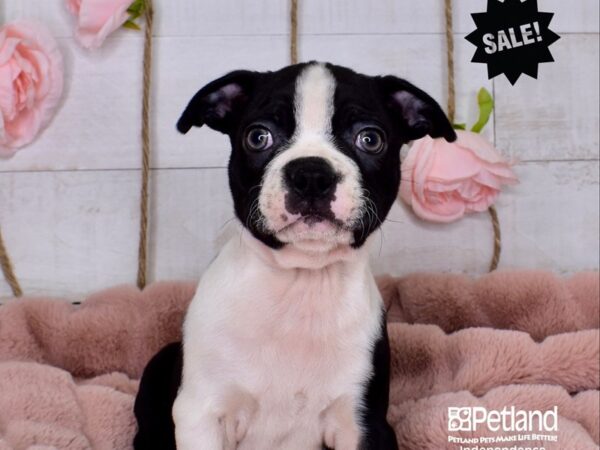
<box><xmin>0</xmin><ymin>271</ymin><xmax>598</xmax><ymax>449</ymax></box>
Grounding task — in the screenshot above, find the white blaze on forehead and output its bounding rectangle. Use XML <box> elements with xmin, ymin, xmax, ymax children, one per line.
<box><xmin>258</xmin><ymin>63</ymin><xmax>364</xmax><ymax>246</ymax></box>
<box><xmin>294</xmin><ymin>64</ymin><xmax>336</xmax><ymax>136</ymax></box>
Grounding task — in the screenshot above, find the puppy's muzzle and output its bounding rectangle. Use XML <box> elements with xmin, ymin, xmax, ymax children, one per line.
<box><xmin>283</xmin><ymin>157</ymin><xmax>340</xmax><ymax>218</ymax></box>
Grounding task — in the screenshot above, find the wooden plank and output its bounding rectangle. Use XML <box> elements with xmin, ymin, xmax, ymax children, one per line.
<box><xmin>0</xmin><ymin>10</ymin><xmax>596</xmax><ymax>171</ymax></box>
<box><xmin>540</xmin><ymin>0</ymin><xmax>599</xmax><ymax>33</ymax></box>
<box><xmin>1</xmin><ymin>161</ymin><xmax>598</xmax><ymax>300</ymax></box>
<box><xmin>0</xmin><ymin>170</ymin><xmax>140</xmax><ymax>300</ymax></box>
<box><xmin>497</xmin><ymin>160</ymin><xmax>599</xmax><ymax>270</ymax></box>
<box><xmin>299</xmin><ymin>0</ymin><xmax>599</xmax><ymax>35</ymax></box>
<box><xmin>3</xmin><ymin>0</ymin><xmax>597</xmax><ymax>38</ymax></box>
<box><xmin>148</xmin><ymin>168</ymin><xmax>234</xmax><ymax>282</ymax></box>
<box><xmin>1</xmin><ymin>34</ymin><xmax>495</xmax><ymax>171</ymax></box>
<box><xmin>495</xmin><ymin>35</ymin><xmax>600</xmax><ymax>161</ymax></box>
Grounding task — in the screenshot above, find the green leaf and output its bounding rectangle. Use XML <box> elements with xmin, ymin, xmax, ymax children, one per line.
<box><xmin>453</xmin><ymin>123</ymin><xmax>466</xmax><ymax>130</ymax></box>
<box><xmin>470</xmin><ymin>87</ymin><xmax>494</xmax><ymax>133</ymax></box>
<box><xmin>127</xmin><ymin>0</ymin><xmax>144</xmax><ymax>15</ymax></box>
<box><xmin>128</xmin><ymin>11</ymin><xmax>142</xmax><ymax>21</ymax></box>
<box><xmin>124</xmin><ymin>0</ymin><xmax>144</xmax><ymax>31</ymax></box>
<box><xmin>123</xmin><ymin>19</ymin><xmax>141</xmax><ymax>31</ymax></box>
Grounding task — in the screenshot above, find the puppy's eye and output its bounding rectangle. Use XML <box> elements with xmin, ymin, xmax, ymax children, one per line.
<box><xmin>355</xmin><ymin>128</ymin><xmax>385</xmax><ymax>154</ymax></box>
<box><xmin>245</xmin><ymin>127</ymin><xmax>273</xmax><ymax>152</ymax></box>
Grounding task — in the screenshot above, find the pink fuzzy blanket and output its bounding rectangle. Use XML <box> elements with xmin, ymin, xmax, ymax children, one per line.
<box><xmin>0</xmin><ymin>271</ymin><xmax>598</xmax><ymax>449</ymax></box>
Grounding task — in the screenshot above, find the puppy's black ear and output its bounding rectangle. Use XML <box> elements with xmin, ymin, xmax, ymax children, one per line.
<box><xmin>177</xmin><ymin>70</ymin><xmax>261</xmax><ymax>135</ymax></box>
<box><xmin>378</xmin><ymin>75</ymin><xmax>456</xmax><ymax>142</ymax></box>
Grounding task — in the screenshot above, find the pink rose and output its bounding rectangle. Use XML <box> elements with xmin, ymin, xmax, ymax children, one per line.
<box><xmin>0</xmin><ymin>22</ymin><xmax>64</xmax><ymax>155</ymax></box>
<box><xmin>400</xmin><ymin>130</ymin><xmax>518</xmax><ymax>223</ymax></box>
<box><xmin>66</xmin><ymin>0</ymin><xmax>134</xmax><ymax>49</ymax></box>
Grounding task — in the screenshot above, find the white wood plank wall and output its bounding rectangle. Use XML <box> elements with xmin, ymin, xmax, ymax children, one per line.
<box><xmin>0</xmin><ymin>1</ymin><xmax>598</xmax><ymax>300</ymax></box>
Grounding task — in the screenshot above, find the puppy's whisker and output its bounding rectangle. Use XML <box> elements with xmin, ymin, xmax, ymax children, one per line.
<box><xmin>245</xmin><ymin>198</ymin><xmax>260</xmax><ymax>231</ymax></box>
<box><xmin>248</xmin><ymin>183</ymin><xmax>263</xmax><ymax>195</ymax></box>
<box><xmin>219</xmin><ymin>217</ymin><xmax>237</xmax><ymax>231</ymax></box>
<box><xmin>385</xmin><ymin>218</ymin><xmax>406</xmax><ymax>224</ymax></box>
<box><xmin>377</xmin><ymin>220</ymin><xmax>385</xmax><ymax>257</ymax></box>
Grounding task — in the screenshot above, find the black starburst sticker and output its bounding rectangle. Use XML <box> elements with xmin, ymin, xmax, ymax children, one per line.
<box><xmin>465</xmin><ymin>0</ymin><xmax>560</xmax><ymax>85</ymax></box>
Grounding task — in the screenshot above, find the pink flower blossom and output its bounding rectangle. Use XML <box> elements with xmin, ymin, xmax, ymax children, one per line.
<box><xmin>66</xmin><ymin>0</ymin><xmax>134</xmax><ymax>49</ymax></box>
<box><xmin>0</xmin><ymin>21</ymin><xmax>64</xmax><ymax>155</ymax></box>
<box><xmin>400</xmin><ymin>131</ymin><xmax>518</xmax><ymax>222</ymax></box>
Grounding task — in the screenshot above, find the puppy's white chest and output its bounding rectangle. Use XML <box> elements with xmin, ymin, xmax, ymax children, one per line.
<box><xmin>235</xmin><ymin>314</ymin><xmax>371</xmax><ymax>449</ymax></box>
<box><xmin>177</xmin><ymin>237</ymin><xmax>382</xmax><ymax>449</ymax></box>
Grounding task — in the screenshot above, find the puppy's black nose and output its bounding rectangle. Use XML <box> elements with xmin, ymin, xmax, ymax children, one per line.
<box><xmin>284</xmin><ymin>157</ymin><xmax>338</xmax><ymax>199</ymax></box>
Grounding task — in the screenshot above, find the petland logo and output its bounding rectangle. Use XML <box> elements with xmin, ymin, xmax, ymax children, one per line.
<box><xmin>448</xmin><ymin>406</ymin><xmax>558</xmax><ymax>432</ymax></box>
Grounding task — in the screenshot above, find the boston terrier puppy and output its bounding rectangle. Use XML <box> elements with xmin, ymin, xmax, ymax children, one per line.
<box><xmin>134</xmin><ymin>62</ymin><xmax>455</xmax><ymax>450</ymax></box>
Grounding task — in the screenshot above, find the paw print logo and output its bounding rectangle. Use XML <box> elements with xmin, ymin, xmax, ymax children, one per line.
<box><xmin>448</xmin><ymin>407</ymin><xmax>472</xmax><ymax>431</ymax></box>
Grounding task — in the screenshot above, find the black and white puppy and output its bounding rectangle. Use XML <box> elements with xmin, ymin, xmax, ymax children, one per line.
<box><xmin>134</xmin><ymin>62</ymin><xmax>455</xmax><ymax>450</ymax></box>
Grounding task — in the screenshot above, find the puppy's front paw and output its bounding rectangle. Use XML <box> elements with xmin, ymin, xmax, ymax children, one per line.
<box><xmin>222</xmin><ymin>390</ymin><xmax>258</xmax><ymax>448</ymax></box>
<box><xmin>173</xmin><ymin>394</ymin><xmax>225</xmax><ymax>450</ymax></box>
<box><xmin>320</xmin><ymin>395</ymin><xmax>360</xmax><ymax>450</ymax></box>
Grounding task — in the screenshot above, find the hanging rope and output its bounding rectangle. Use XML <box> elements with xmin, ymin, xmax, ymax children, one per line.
<box><xmin>488</xmin><ymin>205</ymin><xmax>501</xmax><ymax>271</ymax></box>
<box><xmin>136</xmin><ymin>0</ymin><xmax>154</xmax><ymax>289</ymax></box>
<box><xmin>444</xmin><ymin>0</ymin><xmax>456</xmax><ymax>124</ymax></box>
<box><xmin>0</xmin><ymin>226</ymin><xmax>22</xmax><ymax>297</ymax></box>
<box><xmin>444</xmin><ymin>0</ymin><xmax>501</xmax><ymax>272</ymax></box>
<box><xmin>290</xmin><ymin>0</ymin><xmax>299</xmax><ymax>64</ymax></box>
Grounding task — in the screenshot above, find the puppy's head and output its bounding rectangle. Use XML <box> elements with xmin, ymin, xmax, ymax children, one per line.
<box><xmin>178</xmin><ymin>62</ymin><xmax>455</xmax><ymax>253</ymax></box>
